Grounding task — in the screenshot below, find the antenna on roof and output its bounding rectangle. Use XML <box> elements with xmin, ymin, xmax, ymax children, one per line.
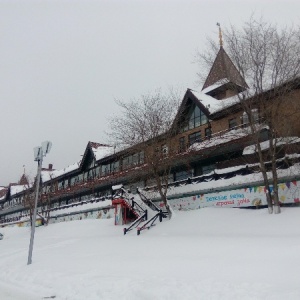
<box><xmin>216</xmin><ymin>22</ymin><xmax>223</xmax><ymax>47</ymax></box>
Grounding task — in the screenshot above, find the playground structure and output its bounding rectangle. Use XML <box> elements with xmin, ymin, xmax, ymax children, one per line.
<box><xmin>111</xmin><ymin>185</ymin><xmax>168</xmax><ymax>235</ymax></box>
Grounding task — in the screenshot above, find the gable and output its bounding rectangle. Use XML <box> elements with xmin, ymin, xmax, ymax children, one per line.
<box><xmin>171</xmin><ymin>89</ymin><xmax>210</xmax><ymax>133</ymax></box>
<box><xmin>80</xmin><ymin>142</ymin><xmax>96</xmax><ymax>171</ymax></box>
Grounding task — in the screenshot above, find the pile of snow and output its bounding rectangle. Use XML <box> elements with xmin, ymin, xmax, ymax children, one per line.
<box><xmin>1</xmin><ymin>207</ymin><xmax>300</xmax><ymax>299</ymax></box>
<box><xmin>243</xmin><ymin>137</ymin><xmax>300</xmax><ymax>155</ymax></box>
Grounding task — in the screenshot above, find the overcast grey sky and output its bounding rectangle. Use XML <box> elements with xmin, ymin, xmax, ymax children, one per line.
<box><xmin>0</xmin><ymin>0</ymin><xmax>299</xmax><ymax>185</ymax></box>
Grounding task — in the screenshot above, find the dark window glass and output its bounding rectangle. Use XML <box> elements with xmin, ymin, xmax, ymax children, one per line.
<box><xmin>188</xmin><ymin>131</ymin><xmax>201</xmax><ymax>145</ymax></box>
<box><xmin>179</xmin><ymin>137</ymin><xmax>185</xmax><ymax>152</ymax></box>
<box><xmin>229</xmin><ymin>118</ymin><xmax>237</xmax><ymax>129</ymax></box>
<box><xmin>202</xmin><ymin>164</ymin><xmax>215</xmax><ymax>175</ymax></box>
<box><xmin>181</xmin><ymin>103</ymin><xmax>208</xmax><ymax>132</ymax></box>
<box><xmin>205</xmin><ymin>127</ymin><xmax>212</xmax><ymax>138</ymax></box>
<box><xmin>175</xmin><ymin>170</ymin><xmax>193</xmax><ymax>181</ymax></box>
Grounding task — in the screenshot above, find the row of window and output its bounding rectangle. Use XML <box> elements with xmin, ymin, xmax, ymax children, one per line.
<box><xmin>179</xmin><ymin>127</ymin><xmax>212</xmax><ymax>152</ymax></box>
<box><xmin>44</xmin><ymin>152</ymin><xmax>145</xmax><ymax>192</ymax></box>
<box><xmin>179</xmin><ymin>109</ymin><xmax>260</xmax><ymax>151</ymax></box>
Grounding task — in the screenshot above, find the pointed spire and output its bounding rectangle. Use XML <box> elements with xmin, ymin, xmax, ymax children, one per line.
<box><xmin>201</xmin><ymin>41</ymin><xmax>248</xmax><ymax>98</ymax></box>
<box><xmin>217</xmin><ymin>23</ymin><xmax>223</xmax><ymax>47</ymax></box>
<box><xmin>19</xmin><ymin>173</ymin><xmax>29</xmax><ymax>185</ymax></box>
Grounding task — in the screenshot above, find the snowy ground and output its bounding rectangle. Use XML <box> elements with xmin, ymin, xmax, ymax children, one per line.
<box><xmin>1</xmin><ymin>207</ymin><xmax>300</xmax><ymax>300</ymax></box>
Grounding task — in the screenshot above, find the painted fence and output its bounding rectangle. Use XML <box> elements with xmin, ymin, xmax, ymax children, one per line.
<box><xmin>165</xmin><ymin>179</ymin><xmax>300</xmax><ymax>211</ymax></box>
<box><xmin>2</xmin><ymin>179</ymin><xmax>299</xmax><ymax>228</ymax></box>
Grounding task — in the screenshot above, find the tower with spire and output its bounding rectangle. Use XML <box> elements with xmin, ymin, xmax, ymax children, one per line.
<box><xmin>19</xmin><ymin>165</ymin><xmax>29</xmax><ymax>186</ymax></box>
<box><xmin>202</xmin><ymin>23</ymin><xmax>248</xmax><ymax>100</ymax></box>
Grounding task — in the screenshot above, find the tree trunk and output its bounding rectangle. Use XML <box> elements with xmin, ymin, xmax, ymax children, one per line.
<box><xmin>270</xmin><ymin>136</ymin><xmax>281</xmax><ymax>214</ymax></box>
<box><xmin>164</xmin><ymin>199</ymin><xmax>172</xmax><ymax>220</ymax></box>
<box><xmin>256</xmin><ymin>139</ymin><xmax>273</xmax><ymax>214</ymax></box>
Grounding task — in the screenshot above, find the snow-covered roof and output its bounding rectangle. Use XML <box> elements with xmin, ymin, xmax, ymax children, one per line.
<box><xmin>40</xmin><ymin>143</ymin><xmax>114</xmax><ymax>184</ymax></box>
<box><xmin>243</xmin><ymin>137</ymin><xmax>300</xmax><ymax>155</ymax></box>
<box><xmin>190</xmin><ymin>126</ymin><xmax>251</xmax><ymax>152</ymax></box>
<box><xmin>201</xmin><ymin>78</ymin><xmax>230</xmax><ymax>94</ymax></box>
<box><xmin>90</xmin><ymin>143</ymin><xmax>114</xmax><ymax>161</ymax></box>
<box><xmin>41</xmin><ymin>161</ymin><xmax>81</xmax><ymax>182</ymax></box>
<box><xmin>190</xmin><ymin>90</ymin><xmax>240</xmax><ymax>114</ymax></box>
<box><xmin>10</xmin><ymin>184</ymin><xmax>29</xmax><ymax>196</ymax></box>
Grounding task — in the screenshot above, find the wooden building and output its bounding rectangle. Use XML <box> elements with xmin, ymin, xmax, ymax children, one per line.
<box><xmin>1</xmin><ymin>44</ymin><xmax>300</xmax><ymax>224</ymax></box>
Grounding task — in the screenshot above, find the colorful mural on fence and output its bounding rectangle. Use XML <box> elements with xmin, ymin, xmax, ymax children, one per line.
<box><xmin>2</xmin><ymin>180</ymin><xmax>299</xmax><ymax>228</ymax></box>
<box><xmin>167</xmin><ymin>180</ymin><xmax>300</xmax><ymax>211</ymax></box>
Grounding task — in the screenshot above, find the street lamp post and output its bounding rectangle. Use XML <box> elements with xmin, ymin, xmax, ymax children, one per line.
<box><xmin>27</xmin><ymin>141</ymin><xmax>52</xmax><ymax>265</ymax></box>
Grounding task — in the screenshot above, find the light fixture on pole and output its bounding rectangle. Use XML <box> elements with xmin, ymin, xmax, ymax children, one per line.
<box><xmin>27</xmin><ymin>141</ymin><xmax>52</xmax><ymax>265</ymax></box>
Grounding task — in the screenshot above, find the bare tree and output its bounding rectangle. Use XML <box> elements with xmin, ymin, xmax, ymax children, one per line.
<box><xmin>23</xmin><ymin>173</ymin><xmax>53</xmax><ymax>225</ymax></box>
<box><xmin>22</xmin><ymin>178</ymin><xmax>35</xmax><ymax>225</ymax></box>
<box><xmin>197</xmin><ymin>17</ymin><xmax>300</xmax><ymax>214</ymax></box>
<box><xmin>107</xmin><ymin>89</ymin><xmax>181</xmax><ymax>218</ymax></box>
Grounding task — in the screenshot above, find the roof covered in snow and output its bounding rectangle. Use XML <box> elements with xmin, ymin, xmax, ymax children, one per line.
<box><xmin>89</xmin><ymin>142</ymin><xmax>114</xmax><ymax>161</ymax></box>
<box><xmin>41</xmin><ymin>161</ymin><xmax>81</xmax><ymax>182</ymax></box>
<box><xmin>190</xmin><ymin>90</ymin><xmax>241</xmax><ymax>115</ymax></box>
<box><xmin>10</xmin><ymin>184</ymin><xmax>29</xmax><ymax>196</ymax></box>
<box><xmin>190</xmin><ymin>126</ymin><xmax>252</xmax><ymax>152</ymax></box>
<box><xmin>243</xmin><ymin>137</ymin><xmax>300</xmax><ymax>155</ymax></box>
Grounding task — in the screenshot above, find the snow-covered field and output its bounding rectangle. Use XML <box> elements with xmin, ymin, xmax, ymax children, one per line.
<box><xmin>1</xmin><ymin>207</ymin><xmax>300</xmax><ymax>300</ymax></box>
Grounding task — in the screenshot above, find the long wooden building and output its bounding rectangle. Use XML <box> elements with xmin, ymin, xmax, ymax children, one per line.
<box><xmin>1</xmin><ymin>44</ymin><xmax>300</xmax><ymax>224</ymax></box>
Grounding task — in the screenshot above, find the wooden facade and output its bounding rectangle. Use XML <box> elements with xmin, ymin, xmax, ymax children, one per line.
<box><xmin>1</xmin><ymin>46</ymin><xmax>300</xmax><ymax>224</ymax></box>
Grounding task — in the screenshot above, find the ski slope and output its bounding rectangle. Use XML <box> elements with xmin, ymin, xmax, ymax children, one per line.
<box><xmin>1</xmin><ymin>207</ymin><xmax>300</xmax><ymax>299</ymax></box>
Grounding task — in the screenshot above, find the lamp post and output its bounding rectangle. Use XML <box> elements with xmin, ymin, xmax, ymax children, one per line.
<box><xmin>27</xmin><ymin>141</ymin><xmax>52</xmax><ymax>265</ymax></box>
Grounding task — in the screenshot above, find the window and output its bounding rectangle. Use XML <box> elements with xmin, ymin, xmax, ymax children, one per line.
<box><xmin>241</xmin><ymin>112</ymin><xmax>249</xmax><ymax>126</ymax></box>
<box><xmin>251</xmin><ymin>109</ymin><xmax>259</xmax><ymax>123</ymax></box>
<box><xmin>95</xmin><ymin>166</ymin><xmax>100</xmax><ymax>177</ymax></box>
<box><xmin>139</xmin><ymin>151</ymin><xmax>145</xmax><ymax>164</ymax></box>
<box><xmin>70</xmin><ymin>177</ymin><xmax>76</xmax><ymax>186</ymax></box>
<box><xmin>123</xmin><ymin>152</ymin><xmax>144</xmax><ymax>169</ymax></box>
<box><xmin>175</xmin><ymin>170</ymin><xmax>193</xmax><ymax>181</ymax></box>
<box><xmin>83</xmin><ymin>172</ymin><xmax>88</xmax><ymax>181</ymax></box>
<box><xmin>101</xmin><ymin>164</ymin><xmax>110</xmax><ymax>176</ymax></box>
<box><xmin>181</xmin><ymin>103</ymin><xmax>208</xmax><ymax>132</ymax></box>
<box><xmin>161</xmin><ymin>144</ymin><xmax>168</xmax><ymax>156</ymax></box>
<box><xmin>229</xmin><ymin>118</ymin><xmax>237</xmax><ymax>129</ymax></box>
<box><xmin>242</xmin><ymin>109</ymin><xmax>259</xmax><ymax>127</ymax></box>
<box><xmin>202</xmin><ymin>164</ymin><xmax>215</xmax><ymax>175</ymax></box>
<box><xmin>179</xmin><ymin>137</ymin><xmax>185</xmax><ymax>153</ymax></box>
<box><xmin>132</xmin><ymin>153</ymin><xmax>139</xmax><ymax>165</ymax></box>
<box><xmin>188</xmin><ymin>131</ymin><xmax>201</xmax><ymax>145</ymax></box>
<box><xmin>205</xmin><ymin>127</ymin><xmax>212</xmax><ymax>139</ymax></box>
<box><xmin>78</xmin><ymin>173</ymin><xmax>83</xmax><ymax>183</ymax></box>
<box><xmin>122</xmin><ymin>156</ymin><xmax>130</xmax><ymax>169</ymax></box>
<box><xmin>58</xmin><ymin>181</ymin><xmax>64</xmax><ymax>190</ymax></box>
<box><xmin>112</xmin><ymin>161</ymin><xmax>120</xmax><ymax>173</ymax></box>
<box><xmin>64</xmin><ymin>179</ymin><xmax>69</xmax><ymax>188</ymax></box>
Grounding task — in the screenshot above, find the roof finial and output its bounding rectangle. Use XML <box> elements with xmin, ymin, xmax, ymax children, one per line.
<box><xmin>216</xmin><ymin>22</ymin><xmax>223</xmax><ymax>47</ymax></box>
<box><xmin>23</xmin><ymin>165</ymin><xmax>25</xmax><ymax>174</ymax></box>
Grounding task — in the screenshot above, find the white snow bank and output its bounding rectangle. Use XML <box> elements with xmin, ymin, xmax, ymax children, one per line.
<box><xmin>1</xmin><ymin>207</ymin><xmax>300</xmax><ymax>299</ymax></box>
<box><xmin>243</xmin><ymin>137</ymin><xmax>300</xmax><ymax>155</ymax></box>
